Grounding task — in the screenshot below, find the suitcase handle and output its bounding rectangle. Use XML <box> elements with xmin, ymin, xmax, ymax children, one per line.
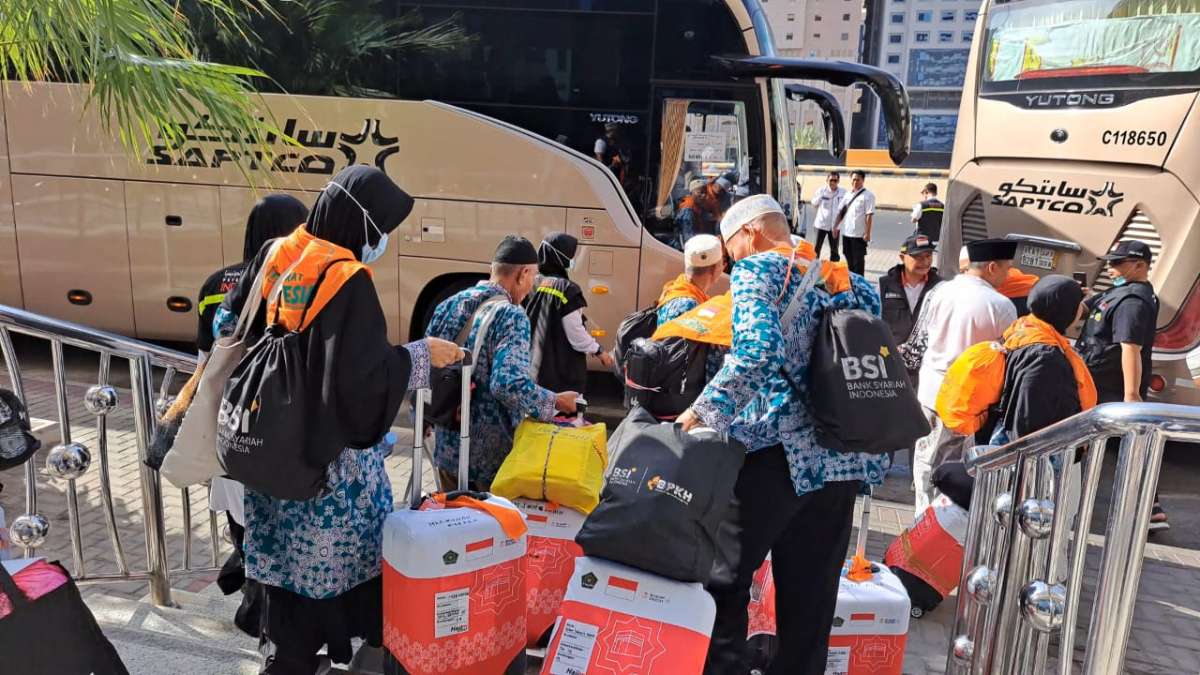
<box><xmin>409</xmin><ymin>358</ymin><xmax>475</xmax><ymax>510</ymax></box>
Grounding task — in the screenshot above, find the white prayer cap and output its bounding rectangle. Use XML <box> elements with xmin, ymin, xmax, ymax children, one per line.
<box><xmin>688</xmin><ymin>178</ymin><xmax>707</xmax><ymax>192</ymax></box>
<box><xmin>684</xmin><ymin>234</ymin><xmax>723</xmax><ymax>268</ymax></box>
<box><xmin>719</xmin><ymin>194</ymin><xmax>784</xmax><ymax>241</ymax></box>
<box><xmin>959</xmin><ymin>245</ymin><xmax>970</xmax><ymax>265</ymax></box>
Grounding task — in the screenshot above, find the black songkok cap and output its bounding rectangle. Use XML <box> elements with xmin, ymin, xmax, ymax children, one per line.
<box><xmin>967</xmin><ymin>238</ymin><xmax>1018</xmax><ymax>263</ymax></box>
<box><xmin>493</xmin><ymin>235</ymin><xmax>539</xmax><ymax>265</ymax></box>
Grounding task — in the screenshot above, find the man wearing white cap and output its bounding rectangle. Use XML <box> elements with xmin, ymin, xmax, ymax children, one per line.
<box><xmin>677</xmin><ymin>194</ymin><xmax>888</xmax><ymax>675</ymax></box>
<box><xmin>656</xmin><ymin>234</ymin><xmax>725</xmax><ymax>324</ymax></box>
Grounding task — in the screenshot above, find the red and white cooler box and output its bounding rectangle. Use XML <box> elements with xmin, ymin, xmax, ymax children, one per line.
<box><xmin>827</xmin><ymin>562</ymin><xmax>911</xmax><ymax>675</ymax></box>
<box><xmin>541</xmin><ymin>556</ymin><xmax>716</xmax><ymax>675</ymax></box>
<box><xmin>514</xmin><ymin>498</ymin><xmax>586</xmax><ymax>646</ymax></box>
<box><xmin>744</xmin><ymin>558</ymin><xmax>911</xmax><ymax>675</ymax></box>
<box><xmin>883</xmin><ymin>494</ymin><xmax>969</xmax><ymax>598</ymax></box>
<box><xmin>382</xmin><ymin>497</ymin><xmax>528</xmax><ymax>675</ymax></box>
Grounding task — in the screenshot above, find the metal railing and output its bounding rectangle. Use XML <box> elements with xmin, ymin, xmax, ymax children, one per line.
<box><xmin>0</xmin><ymin>304</ymin><xmax>221</xmax><ymax>607</ymax></box>
<box><xmin>947</xmin><ymin>402</ymin><xmax>1200</xmax><ymax>674</ymax></box>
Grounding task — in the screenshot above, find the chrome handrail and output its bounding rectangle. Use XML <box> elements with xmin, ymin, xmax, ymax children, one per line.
<box><xmin>0</xmin><ymin>304</ymin><xmax>217</xmax><ymax>607</ymax></box>
<box><xmin>947</xmin><ymin>402</ymin><xmax>1200</xmax><ymax>674</ymax></box>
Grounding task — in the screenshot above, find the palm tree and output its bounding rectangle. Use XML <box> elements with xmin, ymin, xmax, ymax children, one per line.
<box><xmin>0</xmin><ymin>0</ymin><xmax>281</xmax><ymax>171</ymax></box>
<box><xmin>183</xmin><ymin>0</ymin><xmax>473</xmax><ymax>99</ymax></box>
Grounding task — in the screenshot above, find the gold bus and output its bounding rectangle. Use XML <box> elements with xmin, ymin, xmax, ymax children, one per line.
<box><xmin>939</xmin><ymin>0</ymin><xmax>1200</xmax><ymax>405</ymax></box>
<box><xmin>0</xmin><ymin>0</ymin><xmax>910</xmax><ymax>359</ymax></box>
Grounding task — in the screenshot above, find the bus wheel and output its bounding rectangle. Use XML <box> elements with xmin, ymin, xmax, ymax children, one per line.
<box><xmin>413</xmin><ymin>275</ymin><xmax>485</xmax><ymax>340</ymax></box>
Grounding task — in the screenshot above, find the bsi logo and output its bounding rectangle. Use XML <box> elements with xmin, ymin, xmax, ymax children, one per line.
<box><xmin>217</xmin><ymin>397</ymin><xmax>258</xmax><ymax>436</ymax></box>
<box><xmin>608</xmin><ymin>466</ymin><xmax>638</xmax><ymax>488</ymax></box>
<box><xmin>840</xmin><ymin>354</ymin><xmax>889</xmax><ymax>381</ymax></box>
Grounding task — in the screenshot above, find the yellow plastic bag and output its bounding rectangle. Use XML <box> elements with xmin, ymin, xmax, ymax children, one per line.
<box><xmin>491</xmin><ymin>420</ymin><xmax>608</xmax><ymax>514</ymax></box>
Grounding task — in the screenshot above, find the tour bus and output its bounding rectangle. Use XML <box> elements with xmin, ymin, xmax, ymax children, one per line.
<box><xmin>939</xmin><ymin>0</ymin><xmax>1200</xmax><ymax>405</ymax></box>
<box><xmin>0</xmin><ymin>0</ymin><xmax>910</xmax><ymax>359</ymax></box>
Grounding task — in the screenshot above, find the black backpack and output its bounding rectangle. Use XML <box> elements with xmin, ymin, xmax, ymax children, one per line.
<box><xmin>576</xmin><ymin>408</ymin><xmax>745</xmax><ymax>583</ymax></box>
<box><xmin>424</xmin><ymin>296</ymin><xmax>506</xmax><ymax>428</ymax></box>
<box><xmin>622</xmin><ymin>336</ymin><xmax>709</xmax><ymax>419</ymax></box>
<box><xmin>0</xmin><ymin>389</ymin><xmax>40</xmax><ymax>471</ymax></box>
<box><xmin>807</xmin><ymin>309</ymin><xmax>929</xmax><ymax>454</ymax></box>
<box><xmin>613</xmin><ymin>305</ymin><xmax>658</xmax><ymax>369</ymax></box>
<box><xmin>217</xmin><ymin>262</ymin><xmax>349</xmax><ymax>501</ymax></box>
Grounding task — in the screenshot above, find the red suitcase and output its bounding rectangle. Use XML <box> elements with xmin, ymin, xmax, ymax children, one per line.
<box><xmin>382</xmin><ymin>363</ymin><xmax>529</xmax><ymax>675</ymax></box>
<box><xmin>513</xmin><ymin>497</ymin><xmax>586</xmax><ymax>647</ymax></box>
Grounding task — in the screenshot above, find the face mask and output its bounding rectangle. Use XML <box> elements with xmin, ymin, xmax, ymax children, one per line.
<box><xmin>324</xmin><ymin>181</ymin><xmax>387</xmax><ymax>263</ymax></box>
<box><xmin>544</xmin><ymin>241</ymin><xmax>576</xmax><ymax>272</ymax></box>
<box><xmin>1112</xmin><ymin>275</ymin><xmax>1128</xmax><ymax>287</ymax></box>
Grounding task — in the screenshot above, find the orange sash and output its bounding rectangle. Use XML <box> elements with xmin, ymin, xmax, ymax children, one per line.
<box><xmin>657</xmin><ymin>274</ymin><xmax>709</xmax><ymax>308</ymax></box>
<box><xmin>261</xmin><ymin>226</ymin><xmax>371</xmax><ymax>332</ymax></box>
<box><xmin>997</xmin><ymin>268</ymin><xmax>1040</xmax><ymax>300</ymax></box>
<box><xmin>1001</xmin><ymin>314</ymin><xmax>1098</xmax><ymax>411</ymax></box>
<box><xmin>652</xmin><ymin>293</ymin><xmax>733</xmax><ymax>346</ymax></box>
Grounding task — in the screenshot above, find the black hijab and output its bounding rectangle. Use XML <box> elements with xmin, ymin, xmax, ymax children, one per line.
<box><xmin>538</xmin><ymin>232</ymin><xmax>579</xmax><ymax>278</ymax></box>
<box><xmin>1029</xmin><ymin>274</ymin><xmax>1084</xmax><ymax>334</ymax></box>
<box><xmin>306</xmin><ymin>165</ymin><xmax>415</xmax><ymax>260</ymax></box>
<box><xmin>243</xmin><ymin>194</ymin><xmax>308</xmax><ymax>261</ymax></box>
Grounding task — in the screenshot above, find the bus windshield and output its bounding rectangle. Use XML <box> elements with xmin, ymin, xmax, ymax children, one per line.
<box><xmin>982</xmin><ymin>0</ymin><xmax>1200</xmax><ymax>92</ymax></box>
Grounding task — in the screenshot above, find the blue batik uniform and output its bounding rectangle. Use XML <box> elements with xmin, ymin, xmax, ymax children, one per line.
<box><xmin>657</xmin><ymin>296</ymin><xmax>701</xmax><ymax>325</ymax></box>
<box><xmin>692</xmin><ymin>251</ymin><xmax>890</xmax><ymax>496</ymax></box>
<box><xmin>427</xmin><ymin>282</ymin><xmax>557</xmax><ymax>486</ymax></box>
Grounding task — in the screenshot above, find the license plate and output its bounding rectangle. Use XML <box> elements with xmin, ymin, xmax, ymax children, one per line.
<box><xmin>1019</xmin><ymin>244</ymin><xmax>1057</xmax><ymax>271</ymax></box>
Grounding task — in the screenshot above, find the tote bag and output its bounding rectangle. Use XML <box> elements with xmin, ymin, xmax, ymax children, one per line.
<box><xmin>160</xmin><ymin>242</ymin><xmax>300</xmax><ymax>488</ymax></box>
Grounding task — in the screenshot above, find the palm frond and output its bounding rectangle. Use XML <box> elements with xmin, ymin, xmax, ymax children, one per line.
<box><xmin>0</xmin><ymin>0</ymin><xmax>286</xmax><ymax>184</ymax></box>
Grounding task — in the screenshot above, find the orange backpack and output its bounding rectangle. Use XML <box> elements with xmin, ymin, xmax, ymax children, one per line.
<box><xmin>935</xmin><ymin>341</ymin><xmax>1009</xmax><ymax>436</ymax></box>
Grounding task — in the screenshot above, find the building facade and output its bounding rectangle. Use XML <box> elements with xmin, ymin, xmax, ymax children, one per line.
<box><xmin>857</xmin><ymin>0</ymin><xmax>979</xmax><ymax>159</ymax></box>
<box><xmin>760</xmin><ymin>0</ymin><xmax>865</xmax><ymax>151</ymax></box>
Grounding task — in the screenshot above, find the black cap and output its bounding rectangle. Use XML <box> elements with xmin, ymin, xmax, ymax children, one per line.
<box><xmin>967</xmin><ymin>238</ymin><xmax>1018</xmax><ymax>262</ymax></box>
<box><xmin>900</xmin><ymin>233</ymin><xmax>937</xmax><ymax>255</ymax></box>
<box><xmin>493</xmin><ymin>235</ymin><xmax>539</xmax><ymax>265</ymax></box>
<box><xmin>1100</xmin><ymin>240</ymin><xmax>1153</xmax><ymax>265</ymax></box>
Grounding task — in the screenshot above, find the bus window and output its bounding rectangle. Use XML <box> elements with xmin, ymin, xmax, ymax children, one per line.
<box><xmin>982</xmin><ymin>0</ymin><xmax>1200</xmax><ymax>92</ymax></box>
<box><xmin>652</xmin><ymin>99</ymin><xmax>750</xmax><ymax>250</ymax></box>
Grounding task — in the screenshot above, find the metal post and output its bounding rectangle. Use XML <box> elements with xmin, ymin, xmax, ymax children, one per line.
<box><xmin>50</xmin><ymin>339</ymin><xmax>87</xmax><ymax>578</ymax></box>
<box><xmin>0</xmin><ymin>326</ymin><xmax>39</xmax><ymax>558</ymax></box>
<box><xmin>987</xmin><ymin>455</ymin><xmax>1036</xmax><ymax>675</ymax></box>
<box><xmin>1056</xmin><ymin>435</ymin><xmax>1108</xmax><ymax>675</ymax></box>
<box><xmin>1082</xmin><ymin>429</ymin><xmax>1166</xmax><ymax>674</ymax></box>
<box><xmin>128</xmin><ymin>356</ymin><xmax>173</xmax><ymax>607</ymax></box>
<box><xmin>95</xmin><ymin>352</ymin><xmax>130</xmax><ymax>575</ymax></box>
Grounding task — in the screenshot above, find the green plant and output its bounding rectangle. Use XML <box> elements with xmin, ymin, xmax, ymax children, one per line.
<box><xmin>0</xmin><ymin>0</ymin><xmax>280</xmax><ymax>167</ymax></box>
<box><xmin>794</xmin><ymin>124</ymin><xmax>829</xmax><ymax>150</ymax></box>
<box><xmin>185</xmin><ymin>0</ymin><xmax>473</xmax><ymax>98</ymax></box>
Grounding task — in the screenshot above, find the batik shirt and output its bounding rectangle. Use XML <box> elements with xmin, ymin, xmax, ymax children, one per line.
<box><xmin>427</xmin><ymin>282</ymin><xmax>557</xmax><ymax>486</ymax></box>
<box><xmin>692</xmin><ymin>251</ymin><xmax>890</xmax><ymax>496</ymax></box>
<box><xmin>212</xmin><ymin>312</ymin><xmax>431</xmax><ymax>599</ymax></box>
<box><xmin>657</xmin><ymin>296</ymin><xmax>701</xmax><ymax>326</ymax></box>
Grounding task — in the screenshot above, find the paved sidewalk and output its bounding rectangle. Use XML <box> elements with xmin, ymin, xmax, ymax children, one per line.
<box><xmin>5</xmin><ymin>337</ymin><xmax>1200</xmax><ymax>672</ymax></box>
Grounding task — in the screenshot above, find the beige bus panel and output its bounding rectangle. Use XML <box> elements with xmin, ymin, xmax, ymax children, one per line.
<box><xmin>1164</xmin><ymin>97</ymin><xmax>1200</xmax><ymax>206</ymax></box>
<box><xmin>12</xmin><ymin>176</ymin><xmax>134</xmax><ymax>333</ymax></box>
<box><xmin>973</xmin><ymin>93</ymin><xmax>1196</xmax><ymax>167</ymax></box>
<box><xmin>125</xmin><ymin>182</ymin><xmax>224</xmax><ymax>340</ymax></box>
<box><xmin>217</xmin><ymin>187</ymin><xmax>316</xmax><ymax>267</ymax></box>
<box><xmin>0</xmin><ymin>92</ymin><xmax>20</xmax><ymax>308</ymax></box>
<box><xmin>400</xmin><ymin>200</ymin><xmax>566</xmax><ymax>261</ymax></box>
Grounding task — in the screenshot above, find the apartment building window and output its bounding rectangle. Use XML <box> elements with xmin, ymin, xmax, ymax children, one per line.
<box><xmin>891</xmin><ymin>12</ymin><xmax>905</xmax><ymax>22</ymax></box>
<box><xmin>962</xmin><ymin>30</ymin><xmax>973</xmax><ymax>42</ymax></box>
<box><xmin>842</xmin><ymin>13</ymin><xmax>851</xmax><ymax>20</ymax></box>
<box><xmin>887</xmin><ymin>54</ymin><xmax>901</xmax><ymax>64</ymax></box>
<box><xmin>788</xmin><ymin>12</ymin><xmax>796</xmax><ymax>20</ymax></box>
<box><xmin>813</xmin><ymin>32</ymin><xmax>822</xmax><ymax>38</ymax></box>
<box><xmin>938</xmin><ymin>31</ymin><xmax>954</xmax><ymax>42</ymax></box>
<box><xmin>841</xmin><ymin>32</ymin><xmax>850</xmax><ymax>39</ymax></box>
<box><xmin>786</xmin><ymin>32</ymin><xmax>795</xmax><ymax>40</ymax></box>
<box><xmin>915</xmin><ymin>31</ymin><xmax>930</xmax><ymax>41</ymax></box>
<box><xmin>917</xmin><ymin>10</ymin><xmax>933</xmax><ymax>21</ymax></box>
<box><xmin>815</xmin><ymin>14</ymin><xmax>822</xmax><ymax>21</ymax></box>
<box><xmin>964</xmin><ymin>10</ymin><xmax>979</xmax><ymax>20</ymax></box>
<box><xmin>889</xmin><ymin>33</ymin><xmax>903</xmax><ymax>43</ymax></box>
<box><xmin>941</xmin><ymin>9</ymin><xmax>956</xmax><ymax>20</ymax></box>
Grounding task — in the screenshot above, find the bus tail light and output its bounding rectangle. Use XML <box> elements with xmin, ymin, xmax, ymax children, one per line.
<box><xmin>1155</xmin><ymin>278</ymin><xmax>1200</xmax><ymax>351</ymax></box>
<box><xmin>1149</xmin><ymin>374</ymin><xmax>1166</xmax><ymax>393</ymax></box>
<box><xmin>590</xmin><ymin>329</ymin><xmax>607</xmax><ymax>338</ymax></box>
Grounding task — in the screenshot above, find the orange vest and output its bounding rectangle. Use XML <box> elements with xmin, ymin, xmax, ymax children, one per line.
<box><xmin>651</xmin><ymin>245</ymin><xmax>851</xmax><ymax>347</ymax></box>
<box><xmin>261</xmin><ymin>227</ymin><xmax>370</xmax><ymax>332</ymax></box>
<box><xmin>997</xmin><ymin>268</ymin><xmax>1039</xmax><ymax>300</ymax></box>
<box><xmin>657</xmin><ymin>274</ymin><xmax>709</xmax><ymax>308</ymax></box>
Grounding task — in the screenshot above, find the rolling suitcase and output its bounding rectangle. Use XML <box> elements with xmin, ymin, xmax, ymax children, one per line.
<box><xmin>541</xmin><ymin>556</ymin><xmax>716</xmax><ymax>675</ymax></box>
<box><xmin>514</xmin><ymin>497</ymin><xmax>586</xmax><ymax>648</ymax></box>
<box><xmin>742</xmin><ymin>490</ymin><xmax>911</xmax><ymax>675</ymax></box>
<box><xmin>883</xmin><ymin>493</ymin><xmax>968</xmax><ymax>618</ymax></box>
<box><xmin>382</xmin><ymin>360</ymin><xmax>529</xmax><ymax>675</ymax></box>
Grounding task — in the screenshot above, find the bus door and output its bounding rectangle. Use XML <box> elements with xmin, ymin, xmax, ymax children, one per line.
<box><xmin>647</xmin><ymin>84</ymin><xmax>762</xmax><ymax>250</ymax></box>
